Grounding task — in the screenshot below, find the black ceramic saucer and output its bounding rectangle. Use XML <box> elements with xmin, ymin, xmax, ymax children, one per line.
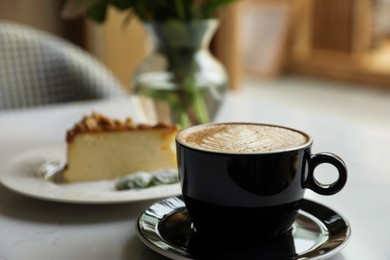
<box><xmin>136</xmin><ymin>196</ymin><xmax>351</xmax><ymax>260</ymax></box>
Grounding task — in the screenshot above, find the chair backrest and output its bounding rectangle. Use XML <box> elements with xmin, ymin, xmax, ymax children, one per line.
<box><xmin>0</xmin><ymin>20</ymin><xmax>126</xmax><ymax>110</ymax></box>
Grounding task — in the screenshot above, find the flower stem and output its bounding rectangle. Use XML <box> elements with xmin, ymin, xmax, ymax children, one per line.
<box><xmin>174</xmin><ymin>0</ymin><xmax>186</xmax><ymax>20</ymax></box>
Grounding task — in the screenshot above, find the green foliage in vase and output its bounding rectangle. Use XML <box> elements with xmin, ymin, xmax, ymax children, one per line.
<box><xmin>134</xmin><ymin>20</ymin><xmax>225</xmax><ymax>128</ymax></box>
<box><xmin>62</xmin><ymin>0</ymin><xmax>239</xmax><ymax>23</ymax></box>
<box><xmin>136</xmin><ymin>81</ymin><xmax>213</xmax><ymax>128</ymax></box>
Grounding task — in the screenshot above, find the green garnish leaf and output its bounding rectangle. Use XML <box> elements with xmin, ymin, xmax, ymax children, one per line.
<box><xmin>116</xmin><ymin>169</ymin><xmax>179</xmax><ymax>191</ymax></box>
<box><xmin>152</xmin><ymin>169</ymin><xmax>179</xmax><ymax>185</ymax></box>
<box><xmin>116</xmin><ymin>172</ymin><xmax>153</xmax><ymax>190</ymax></box>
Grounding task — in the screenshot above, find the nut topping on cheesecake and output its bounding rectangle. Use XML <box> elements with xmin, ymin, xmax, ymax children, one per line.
<box><xmin>66</xmin><ymin>112</ymin><xmax>175</xmax><ymax>142</ymax></box>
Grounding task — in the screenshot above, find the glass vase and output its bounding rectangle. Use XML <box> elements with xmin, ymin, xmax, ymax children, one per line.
<box><xmin>132</xmin><ymin>19</ymin><xmax>227</xmax><ymax>129</ymax></box>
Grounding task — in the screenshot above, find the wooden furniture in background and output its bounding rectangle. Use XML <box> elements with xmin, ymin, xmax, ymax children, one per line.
<box><xmin>311</xmin><ymin>0</ymin><xmax>355</xmax><ymax>52</ymax></box>
<box><xmin>212</xmin><ymin>4</ymin><xmax>243</xmax><ymax>90</ymax></box>
<box><xmin>287</xmin><ymin>0</ymin><xmax>390</xmax><ymax>88</ymax></box>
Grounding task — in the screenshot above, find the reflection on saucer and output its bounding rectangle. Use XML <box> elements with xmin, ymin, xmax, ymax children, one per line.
<box><xmin>137</xmin><ymin>196</ymin><xmax>351</xmax><ymax>260</ymax></box>
<box><xmin>160</xmin><ymin>209</ymin><xmax>297</xmax><ymax>259</ymax></box>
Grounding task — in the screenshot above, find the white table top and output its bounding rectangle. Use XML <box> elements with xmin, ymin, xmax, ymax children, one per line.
<box><xmin>0</xmin><ymin>82</ymin><xmax>389</xmax><ymax>260</ymax></box>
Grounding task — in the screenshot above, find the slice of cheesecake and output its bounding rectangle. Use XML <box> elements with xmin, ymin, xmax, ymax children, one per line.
<box><xmin>63</xmin><ymin>112</ymin><xmax>178</xmax><ymax>183</ymax></box>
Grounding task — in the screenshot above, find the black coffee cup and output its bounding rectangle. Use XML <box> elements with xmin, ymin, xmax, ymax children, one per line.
<box><xmin>176</xmin><ymin>122</ymin><xmax>347</xmax><ymax>241</ymax></box>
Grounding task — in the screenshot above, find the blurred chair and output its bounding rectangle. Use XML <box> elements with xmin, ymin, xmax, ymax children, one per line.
<box><xmin>0</xmin><ymin>20</ymin><xmax>126</xmax><ymax>110</ymax></box>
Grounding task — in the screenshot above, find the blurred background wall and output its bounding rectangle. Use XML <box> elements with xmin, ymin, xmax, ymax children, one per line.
<box><xmin>2</xmin><ymin>0</ymin><xmax>390</xmax><ymax>90</ymax></box>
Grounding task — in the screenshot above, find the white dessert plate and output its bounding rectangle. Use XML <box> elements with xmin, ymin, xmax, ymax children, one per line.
<box><xmin>0</xmin><ymin>144</ymin><xmax>181</xmax><ymax>204</ymax></box>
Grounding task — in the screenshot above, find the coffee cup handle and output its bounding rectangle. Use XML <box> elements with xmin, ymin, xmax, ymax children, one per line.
<box><xmin>307</xmin><ymin>153</ymin><xmax>347</xmax><ymax>195</ymax></box>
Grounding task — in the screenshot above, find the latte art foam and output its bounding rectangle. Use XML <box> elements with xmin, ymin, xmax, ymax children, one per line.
<box><xmin>178</xmin><ymin>123</ymin><xmax>309</xmax><ymax>153</ymax></box>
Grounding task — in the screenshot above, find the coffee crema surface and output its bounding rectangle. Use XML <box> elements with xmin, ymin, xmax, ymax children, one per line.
<box><xmin>178</xmin><ymin>123</ymin><xmax>309</xmax><ymax>153</ymax></box>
